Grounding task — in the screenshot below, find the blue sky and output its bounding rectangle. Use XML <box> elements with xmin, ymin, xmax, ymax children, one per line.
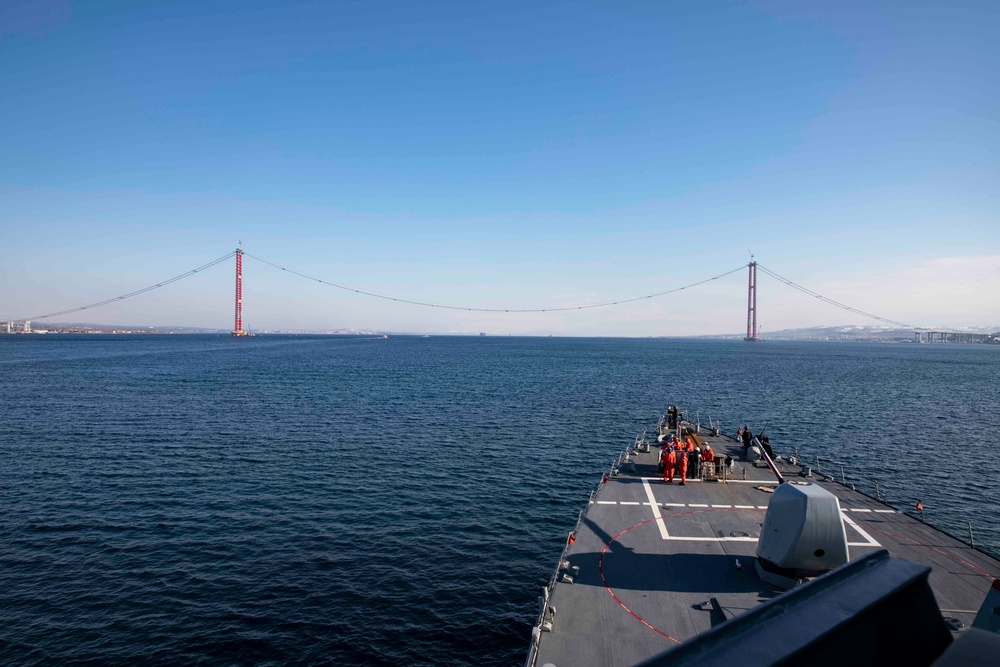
<box><xmin>2</xmin><ymin>0</ymin><xmax>997</xmax><ymax>334</ymax></box>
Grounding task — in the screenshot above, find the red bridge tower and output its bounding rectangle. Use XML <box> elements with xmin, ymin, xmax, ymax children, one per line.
<box><xmin>232</xmin><ymin>244</ymin><xmax>248</xmax><ymax>337</ymax></box>
<box><xmin>745</xmin><ymin>260</ymin><xmax>759</xmax><ymax>342</ymax></box>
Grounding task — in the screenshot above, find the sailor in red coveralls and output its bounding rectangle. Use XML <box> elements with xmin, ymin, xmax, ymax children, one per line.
<box><xmin>662</xmin><ymin>446</ymin><xmax>677</xmax><ymax>483</ymax></box>
<box><xmin>676</xmin><ymin>447</ymin><xmax>688</xmax><ymax>486</ymax></box>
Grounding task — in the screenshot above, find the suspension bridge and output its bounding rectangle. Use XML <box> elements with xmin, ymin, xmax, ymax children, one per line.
<box><xmin>3</xmin><ymin>246</ymin><xmax>986</xmax><ymax>340</ymax></box>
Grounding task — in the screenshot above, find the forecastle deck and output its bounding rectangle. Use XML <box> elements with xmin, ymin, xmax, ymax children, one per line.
<box><xmin>526</xmin><ymin>425</ymin><xmax>1000</xmax><ymax>667</ymax></box>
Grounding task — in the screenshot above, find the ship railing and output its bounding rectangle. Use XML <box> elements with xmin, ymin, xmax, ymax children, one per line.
<box><xmin>525</xmin><ymin>443</ymin><xmax>632</xmax><ymax>667</ymax></box>
<box><xmin>525</xmin><ymin>497</ymin><xmax>590</xmax><ymax>667</ymax></box>
<box><xmin>704</xmin><ymin>415</ymin><xmax>723</xmax><ymax>436</ymax></box>
<box><xmin>783</xmin><ymin>447</ymin><xmax>993</xmax><ymax>557</ymax></box>
<box><xmin>783</xmin><ymin>446</ymin><xmax>874</xmax><ymax>496</ymax></box>
<box><xmin>662</xmin><ymin>409</ymin><xmax>729</xmax><ymax>439</ymax></box>
<box><xmin>790</xmin><ymin>451</ymin><xmax>858</xmax><ymax>489</ymax></box>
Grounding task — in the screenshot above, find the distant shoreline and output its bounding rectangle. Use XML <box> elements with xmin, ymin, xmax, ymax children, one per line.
<box><xmin>3</xmin><ymin>329</ymin><xmax>998</xmax><ymax>344</ymax></box>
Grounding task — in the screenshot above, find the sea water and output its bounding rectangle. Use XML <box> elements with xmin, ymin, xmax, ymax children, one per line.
<box><xmin>2</xmin><ymin>335</ymin><xmax>998</xmax><ymax>665</ymax></box>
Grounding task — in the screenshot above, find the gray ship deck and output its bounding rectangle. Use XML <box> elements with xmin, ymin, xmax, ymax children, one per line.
<box><xmin>528</xmin><ymin>427</ymin><xmax>1000</xmax><ymax>667</ymax></box>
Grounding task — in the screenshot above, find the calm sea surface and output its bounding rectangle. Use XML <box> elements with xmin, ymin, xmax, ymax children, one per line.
<box><xmin>2</xmin><ymin>335</ymin><xmax>998</xmax><ymax>665</ymax></box>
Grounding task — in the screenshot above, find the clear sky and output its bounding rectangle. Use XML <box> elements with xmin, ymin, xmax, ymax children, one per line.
<box><xmin>2</xmin><ymin>0</ymin><xmax>997</xmax><ymax>335</ymax></box>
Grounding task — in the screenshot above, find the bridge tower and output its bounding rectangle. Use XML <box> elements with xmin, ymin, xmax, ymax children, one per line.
<box><xmin>232</xmin><ymin>244</ymin><xmax>247</xmax><ymax>337</ymax></box>
<box><xmin>745</xmin><ymin>260</ymin><xmax>759</xmax><ymax>342</ymax></box>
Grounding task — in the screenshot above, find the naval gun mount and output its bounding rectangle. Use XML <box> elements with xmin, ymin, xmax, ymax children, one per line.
<box><xmin>755</xmin><ymin>481</ymin><xmax>850</xmax><ymax>589</ymax></box>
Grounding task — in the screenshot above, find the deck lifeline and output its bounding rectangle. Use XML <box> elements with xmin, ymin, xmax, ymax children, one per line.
<box><xmin>529</xmin><ymin>429</ymin><xmax>1000</xmax><ymax>667</ymax></box>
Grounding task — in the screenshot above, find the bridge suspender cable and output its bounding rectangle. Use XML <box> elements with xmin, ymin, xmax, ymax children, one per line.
<box><xmin>16</xmin><ymin>251</ymin><xmax>237</xmax><ymax>322</ymax></box>
<box><xmin>244</xmin><ymin>253</ymin><xmax>748</xmax><ymax>313</ymax></box>
<box><xmin>12</xmin><ymin>251</ymin><xmax>920</xmax><ymax>327</ymax></box>
<box><xmin>755</xmin><ymin>263</ymin><xmax>919</xmax><ymax>330</ymax></box>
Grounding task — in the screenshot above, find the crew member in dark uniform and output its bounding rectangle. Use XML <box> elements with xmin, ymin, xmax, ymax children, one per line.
<box><xmin>741</xmin><ymin>425</ymin><xmax>752</xmax><ymax>455</ymax></box>
<box><xmin>760</xmin><ymin>435</ymin><xmax>773</xmax><ymax>459</ymax></box>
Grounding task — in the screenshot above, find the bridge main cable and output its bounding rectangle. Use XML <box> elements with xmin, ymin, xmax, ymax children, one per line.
<box><xmin>245</xmin><ymin>253</ymin><xmax>747</xmax><ymax>313</ymax></box>
<box><xmin>16</xmin><ymin>251</ymin><xmax>237</xmax><ymax>322</ymax></box>
<box><xmin>756</xmin><ymin>263</ymin><xmax>919</xmax><ymax>329</ymax></box>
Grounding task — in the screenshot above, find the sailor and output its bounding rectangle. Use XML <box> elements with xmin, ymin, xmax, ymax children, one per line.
<box><xmin>702</xmin><ymin>444</ymin><xmax>715</xmax><ymax>464</ymax></box>
<box><xmin>676</xmin><ymin>448</ymin><xmax>688</xmax><ymax>485</ymax></box>
<box><xmin>760</xmin><ymin>435</ymin><xmax>774</xmax><ymax>459</ymax></box>
<box><xmin>690</xmin><ymin>447</ymin><xmax>701</xmax><ymax>478</ymax></box>
<box><xmin>659</xmin><ymin>445</ymin><xmax>670</xmax><ymax>474</ymax></box>
<box><xmin>664</xmin><ymin>446</ymin><xmax>677</xmax><ymax>483</ymax></box>
<box><xmin>741</xmin><ymin>426</ymin><xmax>752</xmax><ymax>455</ymax></box>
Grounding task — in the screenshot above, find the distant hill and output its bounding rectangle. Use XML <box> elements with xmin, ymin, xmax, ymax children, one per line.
<box><xmin>753</xmin><ymin>324</ymin><xmax>1000</xmax><ymax>342</ymax></box>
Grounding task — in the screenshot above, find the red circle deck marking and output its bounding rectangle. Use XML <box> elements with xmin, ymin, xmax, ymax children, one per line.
<box><xmin>598</xmin><ymin>507</ymin><xmax>998</xmax><ymax>643</ymax></box>
<box><xmin>597</xmin><ymin>507</ymin><xmax>764</xmax><ymax>643</ymax></box>
<box><xmin>859</xmin><ymin>523</ymin><xmax>996</xmax><ymax>581</ymax></box>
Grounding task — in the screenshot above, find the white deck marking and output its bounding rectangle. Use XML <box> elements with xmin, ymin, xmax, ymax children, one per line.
<box><xmin>602</xmin><ymin>495</ymin><xmax>770</xmax><ymax>542</ymax></box>
<box><xmin>713</xmin><ymin>479</ymin><xmax>778</xmax><ymax>484</ymax></box>
<box><xmin>841</xmin><ymin>508</ymin><xmax>882</xmax><ymax>513</ymax></box>
<box><xmin>639</xmin><ymin>477</ymin><xmax>777</xmax><ymax>485</ymax></box>
<box><xmin>640</xmin><ymin>477</ymin><xmax>670</xmax><ymax>539</ymax></box>
<box><xmin>593</xmin><ymin>501</ymin><xmax>774</xmax><ymax>511</ymax></box>
<box><xmin>874</xmin><ymin>509</ymin><xmax>896</xmax><ymax>513</ymax></box>
<box><xmin>666</xmin><ymin>536</ymin><xmax>759</xmax><ymax>542</ymax></box>
<box><xmin>842</xmin><ymin>512</ymin><xmax>881</xmax><ymax>547</ymax></box>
